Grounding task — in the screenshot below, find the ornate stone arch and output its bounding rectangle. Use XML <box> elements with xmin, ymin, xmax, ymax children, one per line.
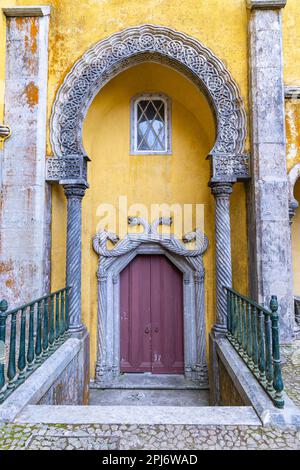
<box><xmin>288</xmin><ymin>163</ymin><xmax>300</xmax><ymax>222</ymax></box>
<box><xmin>47</xmin><ymin>24</ymin><xmax>249</xmax><ymax>183</ymax></box>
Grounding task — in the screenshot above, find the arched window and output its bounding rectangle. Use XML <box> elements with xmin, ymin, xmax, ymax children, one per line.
<box><xmin>130</xmin><ymin>93</ymin><xmax>172</xmax><ymax>155</ymax></box>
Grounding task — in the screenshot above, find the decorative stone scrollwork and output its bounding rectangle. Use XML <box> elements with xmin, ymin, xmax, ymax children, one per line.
<box><xmin>46</xmin><ymin>155</ymin><xmax>89</xmax><ymax>184</ymax></box>
<box><xmin>92</xmin><ymin>217</ymin><xmax>209</xmax><ymax>387</ymax></box>
<box><xmin>50</xmin><ymin>24</ymin><xmax>249</xmax><ymax>181</ymax></box>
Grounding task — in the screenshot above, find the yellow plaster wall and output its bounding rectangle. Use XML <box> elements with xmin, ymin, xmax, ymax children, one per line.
<box><xmin>292</xmin><ymin>179</ymin><xmax>300</xmax><ymax>295</ymax></box>
<box><xmin>283</xmin><ymin>0</ymin><xmax>300</xmax><ymax>88</ymax></box>
<box><xmin>286</xmin><ymin>101</ymin><xmax>300</xmax><ymax>173</ymax></box>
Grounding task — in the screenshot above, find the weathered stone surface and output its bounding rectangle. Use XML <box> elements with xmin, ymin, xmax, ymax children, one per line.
<box><xmin>247</xmin><ymin>6</ymin><xmax>294</xmax><ymax>341</ymax></box>
<box><xmin>0</xmin><ymin>422</ymin><xmax>299</xmax><ymax>450</ymax></box>
<box><xmin>0</xmin><ymin>11</ymin><xmax>50</xmax><ymax>306</ymax></box>
<box><xmin>0</xmin><ymin>336</ymin><xmax>89</xmax><ymax>423</ymax></box>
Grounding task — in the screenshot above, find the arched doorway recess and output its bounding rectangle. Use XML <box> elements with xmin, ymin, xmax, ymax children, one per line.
<box><xmin>46</xmin><ymin>24</ymin><xmax>248</xmax><ymax>357</ymax></box>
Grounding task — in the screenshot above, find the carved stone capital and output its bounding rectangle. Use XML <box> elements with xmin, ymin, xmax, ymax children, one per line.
<box><xmin>46</xmin><ymin>154</ymin><xmax>89</xmax><ymax>185</ymax></box>
<box><xmin>209</xmin><ymin>153</ymin><xmax>250</xmax><ymax>181</ymax></box>
<box><xmin>210</xmin><ymin>182</ymin><xmax>233</xmax><ymax>199</ymax></box>
<box><xmin>285</xmin><ymin>86</ymin><xmax>300</xmax><ymax>100</ymax></box>
<box><xmin>64</xmin><ymin>183</ymin><xmax>87</xmax><ymax>200</ymax></box>
<box><xmin>0</xmin><ymin>124</ymin><xmax>11</xmax><ymax>143</ymax></box>
<box><xmin>246</xmin><ymin>0</ymin><xmax>287</xmax><ymax>9</ymax></box>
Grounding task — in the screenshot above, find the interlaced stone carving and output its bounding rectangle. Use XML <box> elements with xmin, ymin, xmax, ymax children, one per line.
<box><xmin>50</xmin><ymin>24</ymin><xmax>249</xmax><ymax>180</ymax></box>
<box><xmin>46</xmin><ymin>155</ymin><xmax>88</xmax><ymax>183</ymax></box>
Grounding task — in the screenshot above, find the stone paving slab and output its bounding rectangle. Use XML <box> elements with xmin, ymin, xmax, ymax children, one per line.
<box><xmin>89</xmin><ymin>389</ymin><xmax>209</xmax><ymax>407</ymax></box>
<box><xmin>15</xmin><ymin>405</ymin><xmax>261</xmax><ymax>426</ymax></box>
<box><xmin>0</xmin><ymin>340</ymin><xmax>299</xmax><ymax>450</ymax></box>
<box><xmin>281</xmin><ymin>340</ymin><xmax>300</xmax><ymax>408</ymax></box>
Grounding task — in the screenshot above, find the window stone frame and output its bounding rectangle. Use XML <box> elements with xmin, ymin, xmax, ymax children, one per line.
<box><xmin>130</xmin><ymin>92</ymin><xmax>172</xmax><ymax>155</ymax></box>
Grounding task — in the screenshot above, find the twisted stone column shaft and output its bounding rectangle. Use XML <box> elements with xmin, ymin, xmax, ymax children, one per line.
<box><xmin>64</xmin><ymin>184</ymin><xmax>87</xmax><ymax>336</ymax></box>
<box><xmin>211</xmin><ymin>182</ymin><xmax>233</xmax><ymax>335</ymax></box>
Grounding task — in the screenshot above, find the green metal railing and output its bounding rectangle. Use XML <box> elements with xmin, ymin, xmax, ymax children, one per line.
<box><xmin>0</xmin><ymin>287</ymin><xmax>71</xmax><ymax>404</ymax></box>
<box><xmin>224</xmin><ymin>287</ymin><xmax>284</xmax><ymax>409</ymax></box>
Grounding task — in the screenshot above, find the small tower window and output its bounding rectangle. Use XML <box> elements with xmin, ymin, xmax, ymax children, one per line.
<box><xmin>131</xmin><ymin>93</ymin><xmax>171</xmax><ymax>155</ymax></box>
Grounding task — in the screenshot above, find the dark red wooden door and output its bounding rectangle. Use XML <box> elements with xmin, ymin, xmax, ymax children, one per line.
<box><xmin>120</xmin><ymin>255</ymin><xmax>184</xmax><ymax>374</ymax></box>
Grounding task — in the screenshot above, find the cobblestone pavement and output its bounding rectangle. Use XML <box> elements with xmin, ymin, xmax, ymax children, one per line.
<box><xmin>281</xmin><ymin>339</ymin><xmax>300</xmax><ymax>408</ymax></box>
<box><xmin>0</xmin><ymin>340</ymin><xmax>300</xmax><ymax>450</ymax></box>
<box><xmin>0</xmin><ymin>423</ymin><xmax>299</xmax><ymax>450</ymax></box>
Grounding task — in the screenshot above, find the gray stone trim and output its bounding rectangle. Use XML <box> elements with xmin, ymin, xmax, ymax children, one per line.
<box><xmin>246</xmin><ymin>0</ymin><xmax>287</xmax><ymax>9</ymax></box>
<box><xmin>46</xmin><ymin>154</ymin><xmax>89</xmax><ymax>184</ymax></box>
<box><xmin>0</xmin><ymin>10</ymin><xmax>51</xmax><ymax>306</ymax></box>
<box><xmin>92</xmin><ymin>217</ymin><xmax>209</xmax><ymax>387</ymax></box>
<box><xmin>210</xmin><ymin>182</ymin><xmax>233</xmax><ymax>336</ymax></box>
<box><xmin>285</xmin><ymin>86</ymin><xmax>300</xmax><ymax>100</ymax></box>
<box><xmin>2</xmin><ymin>6</ymin><xmax>51</xmax><ymax>17</ymax></box>
<box><xmin>288</xmin><ymin>163</ymin><xmax>300</xmax><ymax>223</ymax></box>
<box><xmin>50</xmin><ymin>24</ymin><xmax>248</xmax><ymax>181</ymax></box>
<box><xmin>0</xmin><ymin>338</ymin><xmax>81</xmax><ymax>423</ymax></box>
<box><xmin>247</xmin><ymin>5</ymin><xmax>294</xmax><ymax>342</ymax></box>
<box><xmin>15</xmin><ymin>404</ymin><xmax>261</xmax><ymax>426</ymax></box>
<box><xmin>64</xmin><ymin>184</ymin><xmax>88</xmax><ymax>337</ymax></box>
<box><xmin>130</xmin><ymin>93</ymin><xmax>172</xmax><ymax>155</ymax></box>
<box><xmin>216</xmin><ymin>337</ymin><xmax>300</xmax><ymax>427</ymax></box>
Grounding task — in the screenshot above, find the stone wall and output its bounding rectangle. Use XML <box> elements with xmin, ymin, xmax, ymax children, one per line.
<box><xmin>218</xmin><ymin>359</ymin><xmax>246</xmax><ymax>406</ymax></box>
<box><xmin>0</xmin><ymin>335</ymin><xmax>90</xmax><ymax>423</ymax></box>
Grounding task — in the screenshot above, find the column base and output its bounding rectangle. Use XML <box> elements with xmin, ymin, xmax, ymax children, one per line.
<box><xmin>68</xmin><ymin>324</ymin><xmax>88</xmax><ymax>340</ymax></box>
<box><xmin>212</xmin><ymin>323</ymin><xmax>227</xmax><ymax>339</ymax></box>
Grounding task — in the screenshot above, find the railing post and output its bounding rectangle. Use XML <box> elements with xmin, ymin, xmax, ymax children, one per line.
<box><xmin>251</xmin><ymin>306</ymin><xmax>259</xmax><ymax>376</ymax></box>
<box><xmin>247</xmin><ymin>303</ymin><xmax>253</xmax><ymax>366</ymax></box>
<box><xmin>27</xmin><ymin>304</ymin><xmax>35</xmax><ymax>371</ymax></box>
<box><xmin>60</xmin><ymin>290</ymin><xmax>65</xmax><ymax>338</ymax></box>
<box><xmin>42</xmin><ymin>298</ymin><xmax>49</xmax><ymax>357</ymax></box>
<box><xmin>264</xmin><ymin>308</ymin><xmax>273</xmax><ymax>394</ymax></box>
<box><xmin>65</xmin><ymin>287</ymin><xmax>70</xmax><ymax>331</ymax></box>
<box><xmin>49</xmin><ymin>294</ymin><xmax>55</xmax><ymax>348</ymax></box>
<box><xmin>257</xmin><ymin>308</ymin><xmax>266</xmax><ymax>386</ymax></box>
<box><xmin>17</xmin><ymin>307</ymin><xmax>27</xmax><ymax>383</ymax></box>
<box><xmin>7</xmin><ymin>311</ymin><xmax>17</xmax><ymax>389</ymax></box>
<box><xmin>55</xmin><ymin>292</ymin><xmax>60</xmax><ymax>341</ymax></box>
<box><xmin>270</xmin><ymin>295</ymin><xmax>284</xmax><ymax>409</ymax></box>
<box><xmin>0</xmin><ymin>300</ymin><xmax>8</xmax><ymax>401</ymax></box>
<box><xmin>35</xmin><ymin>300</ymin><xmax>42</xmax><ymax>363</ymax></box>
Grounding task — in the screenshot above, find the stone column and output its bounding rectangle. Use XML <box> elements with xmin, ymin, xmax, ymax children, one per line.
<box><xmin>0</xmin><ymin>6</ymin><xmax>51</xmax><ymax>306</ymax></box>
<box><xmin>210</xmin><ymin>182</ymin><xmax>233</xmax><ymax>336</ymax></box>
<box><xmin>63</xmin><ymin>183</ymin><xmax>88</xmax><ymax>337</ymax></box>
<box><xmin>247</xmin><ymin>0</ymin><xmax>294</xmax><ymax>342</ymax></box>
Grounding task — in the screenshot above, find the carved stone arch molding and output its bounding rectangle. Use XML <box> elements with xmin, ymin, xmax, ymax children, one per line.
<box><xmin>92</xmin><ymin>217</ymin><xmax>209</xmax><ymax>387</ymax></box>
<box><xmin>288</xmin><ymin>163</ymin><xmax>300</xmax><ymax>222</ymax></box>
<box><xmin>47</xmin><ymin>24</ymin><xmax>249</xmax><ymax>183</ymax></box>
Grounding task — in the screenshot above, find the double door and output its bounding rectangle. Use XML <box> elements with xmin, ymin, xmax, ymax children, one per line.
<box><xmin>120</xmin><ymin>255</ymin><xmax>184</xmax><ymax>374</ymax></box>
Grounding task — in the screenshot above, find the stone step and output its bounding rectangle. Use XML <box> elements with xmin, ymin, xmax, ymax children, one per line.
<box><xmin>16</xmin><ymin>405</ymin><xmax>261</xmax><ymax>426</ymax></box>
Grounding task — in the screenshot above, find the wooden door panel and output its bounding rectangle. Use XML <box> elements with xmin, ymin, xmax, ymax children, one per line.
<box><xmin>151</xmin><ymin>256</ymin><xmax>184</xmax><ymax>374</ymax></box>
<box><xmin>120</xmin><ymin>255</ymin><xmax>151</xmax><ymax>372</ymax></box>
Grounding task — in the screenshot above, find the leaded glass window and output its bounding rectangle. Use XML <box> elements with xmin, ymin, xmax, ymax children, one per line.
<box><xmin>131</xmin><ymin>94</ymin><xmax>171</xmax><ymax>154</ymax></box>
